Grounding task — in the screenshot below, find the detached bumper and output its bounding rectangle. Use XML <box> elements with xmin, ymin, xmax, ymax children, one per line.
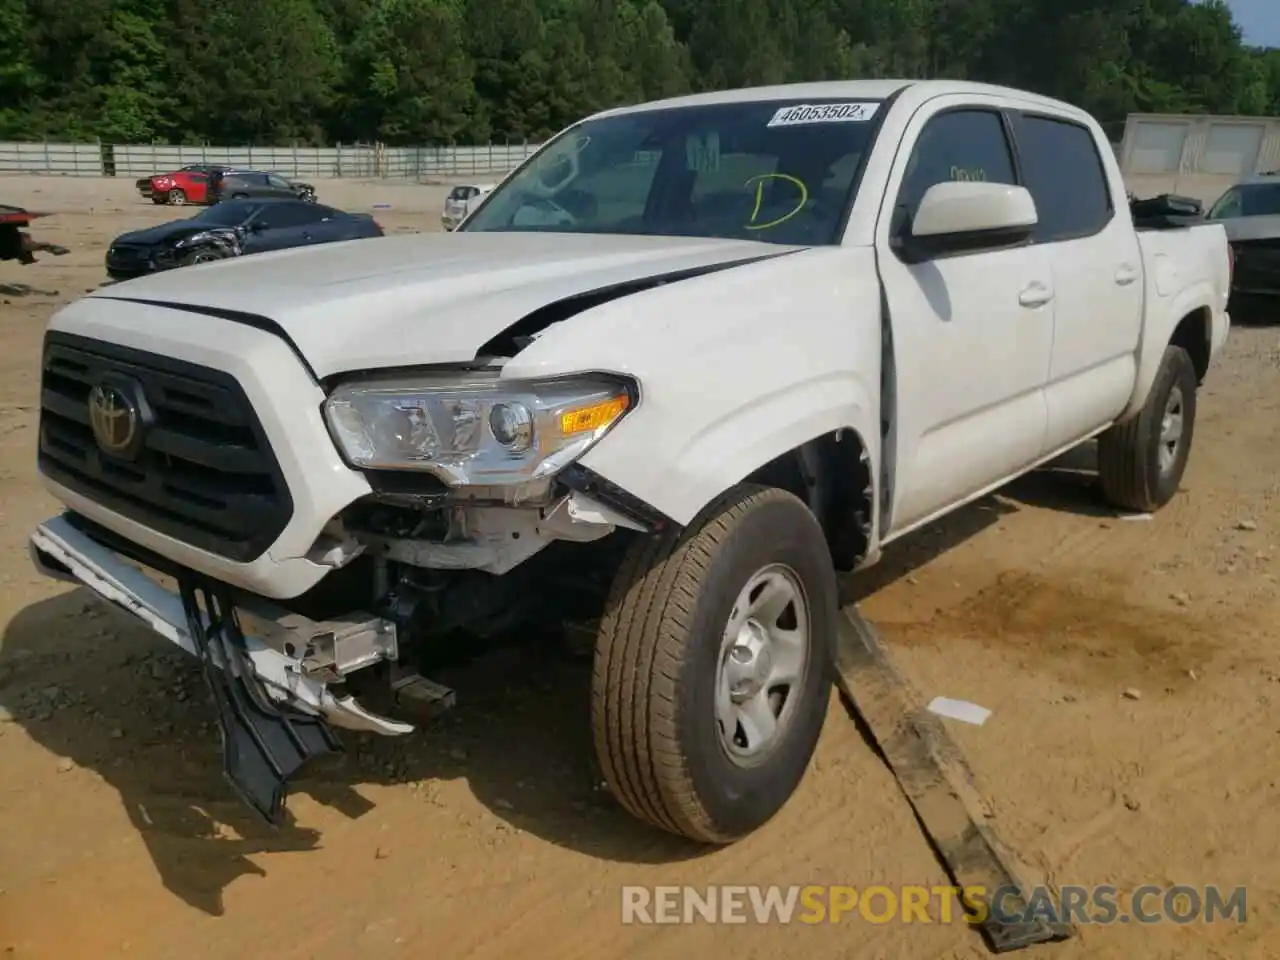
<box><xmin>30</xmin><ymin>513</ymin><xmax>412</xmax><ymax>736</ymax></box>
<box><xmin>30</xmin><ymin>512</ymin><xmax>416</xmax><ymax>822</ymax></box>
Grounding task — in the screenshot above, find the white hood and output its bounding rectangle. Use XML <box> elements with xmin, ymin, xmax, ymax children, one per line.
<box><xmin>92</xmin><ymin>231</ymin><xmax>799</xmax><ymax>378</ymax></box>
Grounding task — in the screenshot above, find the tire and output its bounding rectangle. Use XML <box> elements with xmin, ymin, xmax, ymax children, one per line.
<box><xmin>150</xmin><ymin>197</ymin><xmax>164</xmax><ymax>205</ymax></box>
<box><xmin>167</xmin><ymin>188</ymin><xmax>187</xmax><ymax>205</ymax></box>
<box><xmin>181</xmin><ymin>249</ymin><xmax>225</xmax><ymax>267</ymax></box>
<box><xmin>1098</xmin><ymin>344</ymin><xmax>1198</xmax><ymax>513</ymax></box>
<box><xmin>592</xmin><ymin>484</ymin><xmax>836</xmax><ymax>844</ymax></box>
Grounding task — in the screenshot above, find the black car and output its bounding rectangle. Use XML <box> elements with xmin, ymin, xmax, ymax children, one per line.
<box><xmin>105</xmin><ymin>198</ymin><xmax>382</xmax><ymax>280</ymax></box>
<box><xmin>210</xmin><ymin>170</ymin><xmax>317</xmax><ymax>204</ymax></box>
<box><xmin>1205</xmin><ymin>172</ymin><xmax>1280</xmax><ymax>314</ymax></box>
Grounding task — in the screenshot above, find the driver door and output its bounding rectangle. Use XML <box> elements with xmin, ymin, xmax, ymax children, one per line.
<box><xmin>875</xmin><ymin>98</ymin><xmax>1055</xmax><ymax>537</ymax></box>
<box><xmin>242</xmin><ymin>204</ymin><xmax>320</xmax><ymax>253</ymax></box>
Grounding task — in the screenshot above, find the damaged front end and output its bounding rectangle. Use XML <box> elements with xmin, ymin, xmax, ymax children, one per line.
<box><xmin>1</xmin><ymin>205</ymin><xmax>69</xmax><ymax>264</ymax></box>
<box><xmin>29</xmin><ymin>362</ymin><xmax>666</xmax><ymax>825</ymax></box>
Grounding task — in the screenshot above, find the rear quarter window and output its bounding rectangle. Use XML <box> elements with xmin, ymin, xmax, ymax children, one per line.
<box><xmin>1014</xmin><ymin>114</ymin><xmax>1114</xmax><ymax>242</ymax></box>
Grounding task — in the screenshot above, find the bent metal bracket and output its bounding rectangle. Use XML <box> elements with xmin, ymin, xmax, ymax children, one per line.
<box><xmin>833</xmin><ymin>607</ymin><xmax>1076</xmax><ymax>953</ymax></box>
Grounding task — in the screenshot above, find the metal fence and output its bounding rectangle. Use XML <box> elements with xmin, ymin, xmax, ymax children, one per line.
<box><xmin>0</xmin><ymin>140</ymin><xmax>544</xmax><ymax>179</ymax></box>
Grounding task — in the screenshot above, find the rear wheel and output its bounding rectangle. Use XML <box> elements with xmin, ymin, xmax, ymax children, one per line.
<box><xmin>1098</xmin><ymin>344</ymin><xmax>1198</xmax><ymax>513</ymax></box>
<box><xmin>167</xmin><ymin>188</ymin><xmax>187</xmax><ymax>205</ymax></box>
<box><xmin>592</xmin><ymin>485</ymin><xmax>836</xmax><ymax>844</ymax></box>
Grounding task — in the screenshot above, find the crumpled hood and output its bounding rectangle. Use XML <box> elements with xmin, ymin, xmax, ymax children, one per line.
<box><xmin>113</xmin><ymin>220</ymin><xmax>233</xmax><ymax>246</ymax></box>
<box><xmin>90</xmin><ymin>231</ymin><xmax>800</xmax><ymax>378</ymax></box>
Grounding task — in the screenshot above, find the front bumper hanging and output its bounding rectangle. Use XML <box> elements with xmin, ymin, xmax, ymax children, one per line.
<box><xmin>180</xmin><ymin>577</ymin><xmax>342</xmax><ymax>823</ymax></box>
<box><xmin>29</xmin><ymin>513</ymin><xmax>416</xmax><ymax>824</ymax></box>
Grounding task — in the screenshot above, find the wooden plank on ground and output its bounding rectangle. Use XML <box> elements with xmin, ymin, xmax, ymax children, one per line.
<box><xmin>833</xmin><ymin>606</ymin><xmax>1076</xmax><ymax>953</ymax></box>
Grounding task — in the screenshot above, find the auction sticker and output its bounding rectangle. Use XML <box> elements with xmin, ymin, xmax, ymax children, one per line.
<box><xmin>767</xmin><ymin>102</ymin><xmax>880</xmax><ymax>127</ymax></box>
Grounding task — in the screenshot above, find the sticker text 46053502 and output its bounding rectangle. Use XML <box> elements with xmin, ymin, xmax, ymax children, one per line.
<box><xmin>766</xmin><ymin>102</ymin><xmax>880</xmax><ymax>127</ymax></box>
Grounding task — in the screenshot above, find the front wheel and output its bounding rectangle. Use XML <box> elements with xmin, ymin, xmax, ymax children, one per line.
<box><xmin>1098</xmin><ymin>344</ymin><xmax>1198</xmax><ymax>513</ymax></box>
<box><xmin>592</xmin><ymin>485</ymin><xmax>836</xmax><ymax>844</ymax></box>
<box><xmin>181</xmin><ymin>248</ymin><xmax>226</xmax><ymax>267</ymax></box>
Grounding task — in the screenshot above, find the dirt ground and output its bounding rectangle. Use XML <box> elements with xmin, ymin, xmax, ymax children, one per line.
<box><xmin>1</xmin><ymin>174</ymin><xmax>1279</xmax><ymax>959</ymax></box>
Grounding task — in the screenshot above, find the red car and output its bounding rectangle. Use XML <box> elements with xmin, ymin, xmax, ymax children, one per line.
<box><xmin>136</xmin><ymin>165</ymin><xmax>239</xmax><ymax>206</ymax></box>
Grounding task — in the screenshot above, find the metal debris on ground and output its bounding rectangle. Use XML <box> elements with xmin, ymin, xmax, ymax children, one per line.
<box><xmin>832</xmin><ymin>607</ymin><xmax>1075</xmax><ymax>953</ymax></box>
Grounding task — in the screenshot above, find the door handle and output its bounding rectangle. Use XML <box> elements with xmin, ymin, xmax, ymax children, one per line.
<box><xmin>1115</xmin><ymin>264</ymin><xmax>1139</xmax><ymax>285</ymax></box>
<box><xmin>1018</xmin><ymin>282</ymin><xmax>1053</xmax><ymax>308</ymax></box>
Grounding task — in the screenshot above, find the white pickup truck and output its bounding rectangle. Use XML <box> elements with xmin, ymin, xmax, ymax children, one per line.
<box><xmin>30</xmin><ymin>79</ymin><xmax>1230</xmax><ymax>844</ymax></box>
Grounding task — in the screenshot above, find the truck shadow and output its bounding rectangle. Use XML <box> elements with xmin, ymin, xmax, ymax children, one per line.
<box><xmin>0</xmin><ymin>591</ymin><xmax>700</xmax><ymax>917</ymax></box>
<box><xmin>0</xmin><ymin>462</ymin><xmax>1109</xmax><ymax>916</ymax></box>
<box><xmin>1000</xmin><ymin>441</ymin><xmax>1122</xmax><ymax>519</ymax></box>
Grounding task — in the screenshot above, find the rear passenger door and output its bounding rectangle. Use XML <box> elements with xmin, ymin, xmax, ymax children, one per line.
<box><xmin>1012</xmin><ymin>112</ymin><xmax>1144</xmax><ymax>452</ymax></box>
<box><xmin>239</xmin><ymin>173</ymin><xmax>273</xmax><ymax>197</ymax></box>
<box><xmin>265</xmin><ymin>174</ymin><xmax>296</xmax><ymax>198</ymax></box>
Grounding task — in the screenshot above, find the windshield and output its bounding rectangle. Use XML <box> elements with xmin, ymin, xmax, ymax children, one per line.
<box><xmin>193</xmin><ymin>202</ymin><xmax>256</xmax><ymax>227</ymax></box>
<box><xmin>460</xmin><ymin>99</ymin><xmax>885</xmax><ymax>245</ymax></box>
<box><xmin>1209</xmin><ymin>182</ymin><xmax>1280</xmax><ymax>220</ymax></box>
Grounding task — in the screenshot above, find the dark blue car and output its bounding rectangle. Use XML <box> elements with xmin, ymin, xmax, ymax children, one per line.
<box><xmin>105</xmin><ymin>198</ymin><xmax>384</xmax><ymax>280</ymax></box>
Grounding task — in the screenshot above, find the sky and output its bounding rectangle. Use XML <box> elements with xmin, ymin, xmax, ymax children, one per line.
<box><xmin>1227</xmin><ymin>0</ymin><xmax>1280</xmax><ymax>47</ymax></box>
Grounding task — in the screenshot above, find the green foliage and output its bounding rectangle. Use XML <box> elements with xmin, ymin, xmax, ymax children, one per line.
<box><xmin>1</xmin><ymin>0</ymin><xmax>1276</xmax><ymax>145</ymax></box>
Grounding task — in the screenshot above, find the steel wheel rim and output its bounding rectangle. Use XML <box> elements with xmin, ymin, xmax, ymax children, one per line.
<box><xmin>715</xmin><ymin>563</ymin><xmax>811</xmax><ymax>767</ymax></box>
<box><xmin>1159</xmin><ymin>385</ymin><xmax>1184</xmax><ymax>474</ymax></box>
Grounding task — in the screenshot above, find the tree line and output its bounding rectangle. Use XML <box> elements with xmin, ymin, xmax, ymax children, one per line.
<box><xmin>0</xmin><ymin>0</ymin><xmax>1278</xmax><ymax>147</ymax></box>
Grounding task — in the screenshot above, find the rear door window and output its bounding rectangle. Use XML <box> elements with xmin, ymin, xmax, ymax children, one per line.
<box><xmin>1013</xmin><ymin>114</ymin><xmax>1114</xmax><ymax>242</ymax></box>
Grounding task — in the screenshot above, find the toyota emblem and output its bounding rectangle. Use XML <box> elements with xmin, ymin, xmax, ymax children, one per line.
<box><xmin>88</xmin><ymin>382</ymin><xmax>142</xmax><ymax>458</ymax></box>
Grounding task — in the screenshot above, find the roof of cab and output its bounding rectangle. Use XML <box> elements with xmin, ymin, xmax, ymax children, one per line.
<box><xmin>588</xmin><ymin>78</ymin><xmax>1093</xmax><ymax>125</ymax></box>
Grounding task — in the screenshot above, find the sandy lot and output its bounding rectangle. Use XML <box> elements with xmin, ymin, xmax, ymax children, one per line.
<box><xmin>1</xmin><ymin>175</ymin><xmax>1279</xmax><ymax>959</ymax></box>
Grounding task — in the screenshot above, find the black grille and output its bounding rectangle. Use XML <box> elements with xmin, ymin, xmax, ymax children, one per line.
<box><xmin>106</xmin><ymin>244</ymin><xmax>150</xmax><ymax>271</ymax></box>
<box><xmin>107</xmin><ymin>244</ymin><xmax>146</xmax><ymax>262</ymax></box>
<box><xmin>38</xmin><ymin>331</ymin><xmax>294</xmax><ymax>562</ymax></box>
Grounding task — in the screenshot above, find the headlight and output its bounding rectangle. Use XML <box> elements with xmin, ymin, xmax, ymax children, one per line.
<box><xmin>324</xmin><ymin>372</ymin><xmax>634</xmax><ymax>487</ymax></box>
<box><xmin>173</xmin><ymin>231</ymin><xmax>210</xmax><ymax>248</ymax></box>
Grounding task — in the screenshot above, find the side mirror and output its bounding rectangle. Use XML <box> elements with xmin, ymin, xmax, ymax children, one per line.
<box><xmin>898</xmin><ymin>182</ymin><xmax>1037</xmax><ymax>262</ymax></box>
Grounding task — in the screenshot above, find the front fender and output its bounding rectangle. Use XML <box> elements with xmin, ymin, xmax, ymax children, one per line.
<box><xmin>501</xmin><ymin>246</ymin><xmax>883</xmax><ymax>526</ymax></box>
<box><xmin>653</xmin><ymin>376</ymin><xmax>879</xmax><ymax>524</ymax></box>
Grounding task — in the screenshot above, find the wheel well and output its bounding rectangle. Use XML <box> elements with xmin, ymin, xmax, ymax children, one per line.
<box><xmin>1170</xmin><ymin>308</ymin><xmax>1211</xmax><ymax>383</ymax></box>
<box><xmin>744</xmin><ymin>429</ymin><xmax>873</xmax><ymax>571</ymax></box>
